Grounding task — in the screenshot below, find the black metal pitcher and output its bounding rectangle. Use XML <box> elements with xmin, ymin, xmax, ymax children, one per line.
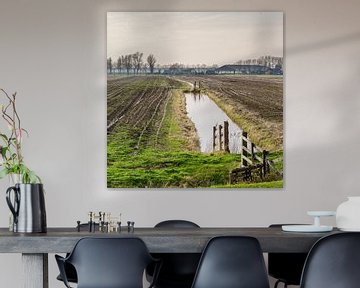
<box><xmin>6</xmin><ymin>183</ymin><xmax>47</xmax><ymax>233</ymax></box>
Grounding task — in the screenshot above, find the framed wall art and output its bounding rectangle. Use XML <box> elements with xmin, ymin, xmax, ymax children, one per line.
<box><xmin>107</xmin><ymin>12</ymin><xmax>283</xmax><ymax>188</ymax></box>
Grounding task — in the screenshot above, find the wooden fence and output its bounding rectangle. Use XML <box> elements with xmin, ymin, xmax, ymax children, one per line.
<box><xmin>229</xmin><ymin>132</ymin><xmax>267</xmax><ymax>183</ymax></box>
<box><xmin>212</xmin><ymin>121</ymin><xmax>230</xmax><ymax>153</ymax></box>
<box><xmin>212</xmin><ymin>123</ymin><xmax>278</xmax><ymax>183</ymax></box>
<box><xmin>230</xmin><ymin>131</ymin><xmax>278</xmax><ymax>184</ymax></box>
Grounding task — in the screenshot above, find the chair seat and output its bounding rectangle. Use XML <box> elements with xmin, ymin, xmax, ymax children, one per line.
<box><xmin>151</xmin><ymin>253</ymin><xmax>200</xmax><ymax>288</ymax></box>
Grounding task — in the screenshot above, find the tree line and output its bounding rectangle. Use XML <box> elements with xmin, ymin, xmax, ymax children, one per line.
<box><xmin>235</xmin><ymin>56</ymin><xmax>283</xmax><ymax>68</ymax></box>
<box><xmin>107</xmin><ymin>53</ymin><xmax>283</xmax><ymax>75</ymax></box>
<box><xmin>107</xmin><ymin>52</ymin><xmax>157</xmax><ymax>75</ymax></box>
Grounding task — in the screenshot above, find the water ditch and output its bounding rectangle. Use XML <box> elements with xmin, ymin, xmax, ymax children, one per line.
<box><xmin>184</xmin><ymin>92</ymin><xmax>242</xmax><ymax>153</ymax></box>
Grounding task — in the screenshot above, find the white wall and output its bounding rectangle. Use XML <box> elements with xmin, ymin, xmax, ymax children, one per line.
<box><xmin>0</xmin><ymin>0</ymin><xmax>360</xmax><ymax>287</ymax></box>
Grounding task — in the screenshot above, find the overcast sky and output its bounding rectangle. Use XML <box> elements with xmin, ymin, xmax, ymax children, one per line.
<box><xmin>107</xmin><ymin>12</ymin><xmax>283</xmax><ymax>66</ymax></box>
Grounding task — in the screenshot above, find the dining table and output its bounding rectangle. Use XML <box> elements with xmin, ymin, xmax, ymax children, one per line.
<box><xmin>0</xmin><ymin>226</ymin><xmax>340</xmax><ymax>288</ymax></box>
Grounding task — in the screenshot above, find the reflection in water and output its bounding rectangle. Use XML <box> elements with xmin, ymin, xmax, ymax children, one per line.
<box><xmin>185</xmin><ymin>93</ymin><xmax>242</xmax><ymax>153</ymax></box>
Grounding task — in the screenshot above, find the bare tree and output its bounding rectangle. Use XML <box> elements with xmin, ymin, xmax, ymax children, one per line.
<box><xmin>107</xmin><ymin>57</ymin><xmax>112</xmax><ymax>74</ymax></box>
<box><xmin>117</xmin><ymin>56</ymin><xmax>122</xmax><ymax>74</ymax></box>
<box><xmin>132</xmin><ymin>52</ymin><xmax>143</xmax><ymax>74</ymax></box>
<box><xmin>142</xmin><ymin>62</ymin><xmax>148</xmax><ymax>74</ymax></box>
<box><xmin>124</xmin><ymin>54</ymin><xmax>133</xmax><ymax>75</ymax></box>
<box><xmin>147</xmin><ymin>54</ymin><xmax>156</xmax><ymax>74</ymax></box>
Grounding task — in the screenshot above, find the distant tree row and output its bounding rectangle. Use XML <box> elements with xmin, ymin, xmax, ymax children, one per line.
<box><xmin>107</xmin><ymin>52</ymin><xmax>221</xmax><ymax>75</ymax></box>
<box><xmin>235</xmin><ymin>56</ymin><xmax>283</xmax><ymax>68</ymax></box>
<box><xmin>107</xmin><ymin>53</ymin><xmax>283</xmax><ymax>75</ymax></box>
<box><xmin>164</xmin><ymin>63</ymin><xmax>218</xmax><ymax>69</ymax></box>
<box><xmin>107</xmin><ymin>52</ymin><xmax>157</xmax><ymax>74</ymax></box>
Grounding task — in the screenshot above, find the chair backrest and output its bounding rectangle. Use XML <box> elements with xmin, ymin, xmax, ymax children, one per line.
<box><xmin>191</xmin><ymin>236</ymin><xmax>270</xmax><ymax>288</ymax></box>
<box><xmin>67</xmin><ymin>237</ymin><xmax>154</xmax><ymax>288</ymax></box>
<box><xmin>155</xmin><ymin>220</ymin><xmax>200</xmax><ymax>228</ymax></box>
<box><xmin>300</xmin><ymin>232</ymin><xmax>360</xmax><ymax>288</ymax></box>
<box><xmin>151</xmin><ymin>220</ymin><xmax>201</xmax><ymax>286</ymax></box>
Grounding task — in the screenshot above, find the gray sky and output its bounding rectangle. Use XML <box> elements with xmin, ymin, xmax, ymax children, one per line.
<box><xmin>107</xmin><ymin>12</ymin><xmax>283</xmax><ymax>66</ymax></box>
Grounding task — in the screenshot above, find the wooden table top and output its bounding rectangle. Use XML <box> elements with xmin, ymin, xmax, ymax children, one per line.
<box><xmin>0</xmin><ymin>227</ymin><xmax>340</xmax><ymax>253</ymax></box>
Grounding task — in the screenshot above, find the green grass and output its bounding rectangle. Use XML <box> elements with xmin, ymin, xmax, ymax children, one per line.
<box><xmin>107</xmin><ymin>126</ymin><xmax>282</xmax><ymax>188</ymax></box>
<box><xmin>107</xmin><ymin>121</ymin><xmax>240</xmax><ymax>188</ymax></box>
<box><xmin>108</xmin><ymin>147</ymin><xmax>241</xmax><ymax>188</ymax></box>
<box><xmin>155</xmin><ymin>90</ymin><xmax>190</xmax><ymax>151</ymax></box>
<box><xmin>267</xmin><ymin>150</ymin><xmax>283</xmax><ymax>172</ymax></box>
<box><xmin>213</xmin><ymin>180</ymin><xmax>283</xmax><ymax>188</ymax></box>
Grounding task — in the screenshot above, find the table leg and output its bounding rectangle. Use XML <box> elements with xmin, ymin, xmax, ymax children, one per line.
<box><xmin>22</xmin><ymin>253</ymin><xmax>48</xmax><ymax>288</ymax></box>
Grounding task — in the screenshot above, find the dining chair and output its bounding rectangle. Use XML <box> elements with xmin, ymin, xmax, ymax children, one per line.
<box><xmin>56</xmin><ymin>223</ymin><xmax>99</xmax><ymax>284</ymax></box>
<box><xmin>191</xmin><ymin>236</ymin><xmax>270</xmax><ymax>288</ymax></box>
<box><xmin>55</xmin><ymin>237</ymin><xmax>160</xmax><ymax>288</ymax></box>
<box><xmin>300</xmin><ymin>232</ymin><xmax>360</xmax><ymax>288</ymax></box>
<box><xmin>56</xmin><ymin>262</ymin><xmax>77</xmax><ymax>284</ymax></box>
<box><xmin>147</xmin><ymin>220</ymin><xmax>201</xmax><ymax>288</ymax></box>
<box><xmin>268</xmin><ymin>224</ymin><xmax>308</xmax><ymax>288</ymax></box>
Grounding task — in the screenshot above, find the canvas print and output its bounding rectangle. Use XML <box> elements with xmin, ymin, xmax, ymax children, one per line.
<box><xmin>107</xmin><ymin>12</ymin><xmax>283</xmax><ymax>188</ymax></box>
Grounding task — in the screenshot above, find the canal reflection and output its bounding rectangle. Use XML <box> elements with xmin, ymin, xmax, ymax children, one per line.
<box><xmin>184</xmin><ymin>92</ymin><xmax>242</xmax><ymax>153</ymax></box>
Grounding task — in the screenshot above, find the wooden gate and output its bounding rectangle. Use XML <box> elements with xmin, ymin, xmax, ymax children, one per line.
<box><xmin>229</xmin><ymin>131</ymin><xmax>274</xmax><ymax>183</ymax></box>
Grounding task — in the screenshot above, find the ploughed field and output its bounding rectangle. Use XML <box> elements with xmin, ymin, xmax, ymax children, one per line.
<box><xmin>107</xmin><ymin>76</ymin><xmax>243</xmax><ymax>188</ymax></box>
<box><xmin>107</xmin><ymin>76</ymin><xmax>181</xmax><ymax>150</ymax></box>
<box><xmin>178</xmin><ymin>75</ymin><xmax>283</xmax><ymax>151</ymax></box>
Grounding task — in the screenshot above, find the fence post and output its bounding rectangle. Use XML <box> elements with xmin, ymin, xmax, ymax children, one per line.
<box><xmin>213</xmin><ymin>126</ymin><xmax>217</xmax><ymax>152</ymax></box>
<box><xmin>224</xmin><ymin>121</ymin><xmax>230</xmax><ymax>153</ymax></box>
<box><xmin>241</xmin><ymin>131</ymin><xmax>248</xmax><ymax>167</ymax></box>
<box><xmin>263</xmin><ymin>150</ymin><xmax>268</xmax><ymax>176</ymax></box>
<box><xmin>251</xmin><ymin>142</ymin><xmax>255</xmax><ymax>162</ymax></box>
<box><xmin>229</xmin><ymin>171</ymin><xmax>233</xmax><ymax>184</ymax></box>
<box><xmin>219</xmin><ymin>125</ymin><xmax>223</xmax><ymax>151</ymax></box>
